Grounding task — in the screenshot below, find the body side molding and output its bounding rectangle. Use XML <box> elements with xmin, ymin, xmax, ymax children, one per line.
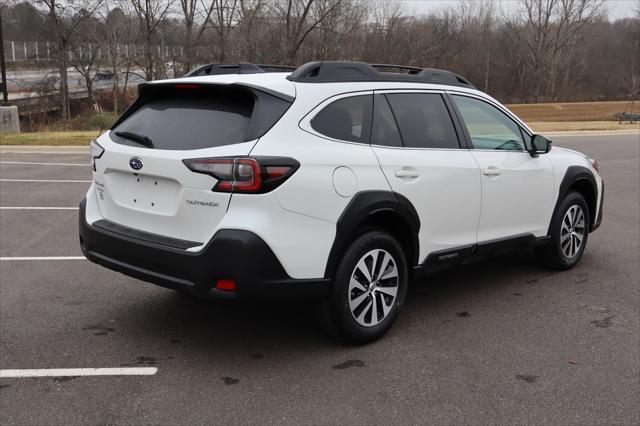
<box><xmin>418</xmin><ymin>233</ymin><xmax>550</xmax><ymax>273</ymax></box>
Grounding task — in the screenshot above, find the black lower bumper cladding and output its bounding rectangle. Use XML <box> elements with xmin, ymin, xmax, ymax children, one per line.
<box><xmin>78</xmin><ymin>199</ymin><xmax>330</xmax><ymax>300</ymax></box>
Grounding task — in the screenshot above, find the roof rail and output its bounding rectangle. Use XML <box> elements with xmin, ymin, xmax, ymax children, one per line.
<box><xmin>370</xmin><ymin>64</ymin><xmax>424</xmax><ymax>74</ymax></box>
<box><xmin>286</xmin><ymin>61</ymin><xmax>475</xmax><ymax>88</ymax></box>
<box><xmin>185</xmin><ymin>63</ymin><xmax>297</xmax><ymax>77</ymax></box>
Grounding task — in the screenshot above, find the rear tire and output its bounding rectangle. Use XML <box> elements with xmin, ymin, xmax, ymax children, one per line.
<box><xmin>536</xmin><ymin>191</ymin><xmax>590</xmax><ymax>270</ymax></box>
<box><xmin>321</xmin><ymin>231</ymin><xmax>408</xmax><ymax>344</ymax></box>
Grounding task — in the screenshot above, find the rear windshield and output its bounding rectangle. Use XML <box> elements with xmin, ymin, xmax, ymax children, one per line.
<box><xmin>110</xmin><ymin>85</ymin><xmax>291</xmax><ymax>150</ymax></box>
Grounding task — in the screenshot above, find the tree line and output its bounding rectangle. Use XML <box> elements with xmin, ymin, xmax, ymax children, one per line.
<box><xmin>2</xmin><ymin>0</ymin><xmax>639</xmax><ymax>120</ymax></box>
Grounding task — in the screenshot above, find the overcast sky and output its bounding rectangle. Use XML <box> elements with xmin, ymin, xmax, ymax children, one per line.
<box><xmin>402</xmin><ymin>0</ymin><xmax>637</xmax><ymax>20</ymax></box>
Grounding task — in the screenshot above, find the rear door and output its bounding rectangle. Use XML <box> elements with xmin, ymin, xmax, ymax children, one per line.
<box><xmin>449</xmin><ymin>93</ymin><xmax>555</xmax><ymax>241</ymax></box>
<box><xmin>91</xmin><ymin>83</ymin><xmax>291</xmax><ymax>244</ymax></box>
<box><xmin>371</xmin><ymin>91</ymin><xmax>481</xmax><ymax>264</ymax></box>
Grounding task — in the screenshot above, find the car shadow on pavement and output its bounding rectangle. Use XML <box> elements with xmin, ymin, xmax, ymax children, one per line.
<box><xmin>106</xmin><ymin>248</ymin><xmax>564</xmax><ymax>360</ymax></box>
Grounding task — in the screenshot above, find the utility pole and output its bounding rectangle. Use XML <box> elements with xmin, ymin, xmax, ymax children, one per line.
<box><xmin>0</xmin><ymin>8</ymin><xmax>20</xmax><ymax>133</ymax></box>
<box><xmin>0</xmin><ymin>9</ymin><xmax>9</xmax><ymax>105</ymax></box>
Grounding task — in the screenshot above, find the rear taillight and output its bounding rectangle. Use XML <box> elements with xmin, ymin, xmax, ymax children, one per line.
<box><xmin>90</xmin><ymin>139</ymin><xmax>104</xmax><ymax>171</ymax></box>
<box><xmin>588</xmin><ymin>158</ymin><xmax>600</xmax><ymax>172</ymax></box>
<box><xmin>183</xmin><ymin>156</ymin><xmax>299</xmax><ymax>193</ymax></box>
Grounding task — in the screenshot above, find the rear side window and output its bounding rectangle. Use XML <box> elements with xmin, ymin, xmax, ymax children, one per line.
<box><xmin>311</xmin><ymin>95</ymin><xmax>372</xmax><ymax>143</ymax></box>
<box><xmin>371</xmin><ymin>94</ymin><xmax>402</xmax><ymax>147</ymax></box>
<box><xmin>111</xmin><ymin>85</ymin><xmax>290</xmax><ymax>150</ymax></box>
<box><xmin>386</xmin><ymin>93</ymin><xmax>460</xmax><ymax>149</ymax></box>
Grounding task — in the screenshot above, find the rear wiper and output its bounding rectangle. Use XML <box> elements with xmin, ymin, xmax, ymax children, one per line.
<box><xmin>114</xmin><ymin>131</ymin><xmax>153</xmax><ymax>148</ymax></box>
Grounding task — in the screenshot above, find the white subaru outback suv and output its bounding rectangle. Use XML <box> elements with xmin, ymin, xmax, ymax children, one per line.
<box><xmin>79</xmin><ymin>61</ymin><xmax>604</xmax><ymax>343</ymax></box>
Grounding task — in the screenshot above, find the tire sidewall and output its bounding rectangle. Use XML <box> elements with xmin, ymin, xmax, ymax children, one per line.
<box><xmin>329</xmin><ymin>231</ymin><xmax>408</xmax><ymax>343</ymax></box>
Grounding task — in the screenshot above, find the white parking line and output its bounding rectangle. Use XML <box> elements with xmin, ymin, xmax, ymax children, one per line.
<box><xmin>0</xmin><ymin>368</ymin><xmax>157</xmax><ymax>378</ymax></box>
<box><xmin>0</xmin><ymin>179</ymin><xmax>91</xmax><ymax>183</ymax></box>
<box><xmin>0</xmin><ymin>256</ymin><xmax>86</xmax><ymax>261</ymax></box>
<box><xmin>0</xmin><ymin>161</ymin><xmax>89</xmax><ymax>166</ymax></box>
<box><xmin>0</xmin><ymin>207</ymin><xmax>78</xmax><ymax>210</ymax></box>
<box><xmin>0</xmin><ymin>147</ymin><xmax>90</xmax><ymax>154</ymax></box>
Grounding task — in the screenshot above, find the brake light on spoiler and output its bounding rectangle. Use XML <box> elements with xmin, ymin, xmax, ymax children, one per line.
<box><xmin>183</xmin><ymin>157</ymin><xmax>300</xmax><ymax>193</ymax></box>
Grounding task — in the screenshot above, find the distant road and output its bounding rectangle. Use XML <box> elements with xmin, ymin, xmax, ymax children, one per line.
<box><xmin>6</xmin><ymin>67</ymin><xmax>148</xmax><ymax>98</ymax></box>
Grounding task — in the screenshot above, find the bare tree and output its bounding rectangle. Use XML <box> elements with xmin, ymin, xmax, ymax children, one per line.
<box><xmin>130</xmin><ymin>0</ymin><xmax>174</xmax><ymax>80</ymax></box>
<box><xmin>180</xmin><ymin>0</ymin><xmax>216</xmax><ymax>74</ymax></box>
<box><xmin>71</xmin><ymin>43</ymin><xmax>99</xmax><ymax>106</ymax></box>
<box><xmin>37</xmin><ymin>0</ymin><xmax>104</xmax><ymax>120</ymax></box>
<box><xmin>271</xmin><ymin>0</ymin><xmax>345</xmax><ymax>64</ymax></box>
<box><xmin>505</xmin><ymin>0</ymin><xmax>605</xmax><ymax>101</ymax></box>
<box><xmin>368</xmin><ymin>0</ymin><xmax>405</xmax><ymax>64</ymax></box>
<box><xmin>478</xmin><ymin>1</ymin><xmax>496</xmax><ymax>92</ymax></box>
<box><xmin>310</xmin><ymin>0</ymin><xmax>366</xmax><ymax>61</ymax></box>
<box><xmin>100</xmin><ymin>5</ymin><xmax>135</xmax><ymax>114</ymax></box>
<box><xmin>236</xmin><ymin>0</ymin><xmax>266</xmax><ymax>62</ymax></box>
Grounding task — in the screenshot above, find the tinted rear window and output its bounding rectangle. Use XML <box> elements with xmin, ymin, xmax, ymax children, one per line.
<box><xmin>111</xmin><ymin>85</ymin><xmax>290</xmax><ymax>150</ymax></box>
<box><xmin>386</xmin><ymin>93</ymin><xmax>460</xmax><ymax>149</ymax></box>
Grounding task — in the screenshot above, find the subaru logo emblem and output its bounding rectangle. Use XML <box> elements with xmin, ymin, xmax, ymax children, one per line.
<box><xmin>129</xmin><ymin>157</ymin><xmax>143</xmax><ymax>171</ymax></box>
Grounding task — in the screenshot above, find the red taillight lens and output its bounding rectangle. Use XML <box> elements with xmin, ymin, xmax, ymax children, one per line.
<box><xmin>183</xmin><ymin>156</ymin><xmax>299</xmax><ymax>193</ymax></box>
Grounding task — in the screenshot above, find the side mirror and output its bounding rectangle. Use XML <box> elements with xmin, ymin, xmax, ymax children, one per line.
<box><xmin>529</xmin><ymin>134</ymin><xmax>552</xmax><ymax>157</ymax></box>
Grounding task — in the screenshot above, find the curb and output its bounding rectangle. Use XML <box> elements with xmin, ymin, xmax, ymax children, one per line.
<box><xmin>541</xmin><ymin>130</ymin><xmax>639</xmax><ymax>137</ymax></box>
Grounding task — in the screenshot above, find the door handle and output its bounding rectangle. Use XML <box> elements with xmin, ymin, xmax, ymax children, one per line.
<box><xmin>482</xmin><ymin>167</ymin><xmax>502</xmax><ymax>176</ymax></box>
<box><xmin>395</xmin><ymin>169</ymin><xmax>419</xmax><ymax>179</ymax></box>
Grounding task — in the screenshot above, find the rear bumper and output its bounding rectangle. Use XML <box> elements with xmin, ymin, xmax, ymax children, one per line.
<box><xmin>78</xmin><ymin>199</ymin><xmax>330</xmax><ymax>300</ymax></box>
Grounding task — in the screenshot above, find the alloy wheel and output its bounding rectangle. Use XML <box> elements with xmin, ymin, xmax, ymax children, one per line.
<box><xmin>348</xmin><ymin>249</ymin><xmax>399</xmax><ymax>327</ymax></box>
<box><xmin>561</xmin><ymin>204</ymin><xmax>586</xmax><ymax>258</ymax></box>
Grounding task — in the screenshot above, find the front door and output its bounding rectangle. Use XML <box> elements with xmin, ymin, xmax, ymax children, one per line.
<box><xmin>450</xmin><ymin>94</ymin><xmax>555</xmax><ymax>242</ymax></box>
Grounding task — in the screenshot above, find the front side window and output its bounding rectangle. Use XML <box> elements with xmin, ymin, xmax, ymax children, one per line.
<box><xmin>385</xmin><ymin>93</ymin><xmax>460</xmax><ymax>149</ymax></box>
<box><xmin>452</xmin><ymin>95</ymin><xmax>525</xmax><ymax>151</ymax></box>
<box><xmin>311</xmin><ymin>95</ymin><xmax>372</xmax><ymax>143</ymax></box>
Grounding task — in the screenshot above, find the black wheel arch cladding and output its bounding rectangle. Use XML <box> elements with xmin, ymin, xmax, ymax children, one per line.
<box><xmin>324</xmin><ymin>190</ymin><xmax>420</xmax><ymax>279</ymax></box>
<box><xmin>548</xmin><ymin>165</ymin><xmax>599</xmax><ymax>235</ymax></box>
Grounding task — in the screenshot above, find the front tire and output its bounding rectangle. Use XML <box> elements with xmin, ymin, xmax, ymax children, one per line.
<box><xmin>322</xmin><ymin>231</ymin><xmax>408</xmax><ymax>344</ymax></box>
<box><xmin>536</xmin><ymin>191</ymin><xmax>590</xmax><ymax>270</ymax></box>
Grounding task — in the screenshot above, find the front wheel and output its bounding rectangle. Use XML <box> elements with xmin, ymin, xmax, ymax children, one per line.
<box><xmin>321</xmin><ymin>231</ymin><xmax>408</xmax><ymax>344</ymax></box>
<box><xmin>536</xmin><ymin>191</ymin><xmax>590</xmax><ymax>270</ymax></box>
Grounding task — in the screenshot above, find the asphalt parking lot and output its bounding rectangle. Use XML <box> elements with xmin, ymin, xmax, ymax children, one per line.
<box><xmin>0</xmin><ymin>133</ymin><xmax>638</xmax><ymax>425</ymax></box>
